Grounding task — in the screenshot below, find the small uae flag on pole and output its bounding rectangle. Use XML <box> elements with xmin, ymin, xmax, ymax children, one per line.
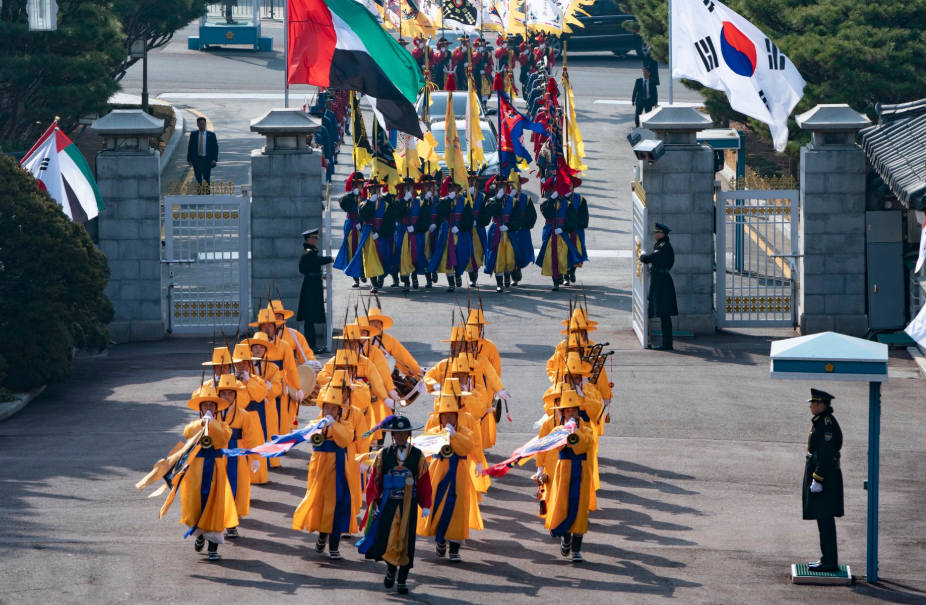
<box><xmin>21</xmin><ymin>122</ymin><xmax>104</xmax><ymax>223</ymax></box>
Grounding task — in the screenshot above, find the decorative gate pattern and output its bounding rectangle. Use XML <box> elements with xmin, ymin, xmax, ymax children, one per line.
<box><xmin>163</xmin><ymin>194</ymin><xmax>249</xmax><ymax>334</ymax></box>
<box><xmin>631</xmin><ymin>180</ymin><xmax>650</xmax><ymax>348</ymax></box>
<box><xmin>715</xmin><ymin>182</ymin><xmax>799</xmax><ymax>328</ymax></box>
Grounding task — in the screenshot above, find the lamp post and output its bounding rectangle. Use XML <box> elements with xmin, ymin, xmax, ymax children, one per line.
<box><xmin>129</xmin><ymin>38</ymin><xmax>149</xmax><ymax>113</ymax></box>
<box><xmin>26</xmin><ymin>0</ymin><xmax>58</xmax><ymax>31</ymax></box>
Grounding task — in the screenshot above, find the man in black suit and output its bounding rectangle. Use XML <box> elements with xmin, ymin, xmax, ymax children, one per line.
<box><xmin>631</xmin><ymin>67</ymin><xmax>658</xmax><ymax>127</ymax></box>
<box><xmin>187</xmin><ymin>117</ymin><xmax>219</xmax><ymax>186</ymax></box>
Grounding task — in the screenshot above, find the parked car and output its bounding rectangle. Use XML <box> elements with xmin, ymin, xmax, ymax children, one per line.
<box><xmin>416</xmin><ymin>91</ymin><xmax>498</xmax><ymax>137</ymax></box>
<box><xmin>564</xmin><ymin>2</ymin><xmax>642</xmax><ymax>57</ymax></box>
<box><xmin>428</xmin><ymin>119</ymin><xmax>499</xmax><ymax>189</ymax></box>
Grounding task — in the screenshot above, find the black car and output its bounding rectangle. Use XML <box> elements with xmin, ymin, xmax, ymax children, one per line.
<box><xmin>518</xmin><ymin>4</ymin><xmax>641</xmax><ymax>59</ymax></box>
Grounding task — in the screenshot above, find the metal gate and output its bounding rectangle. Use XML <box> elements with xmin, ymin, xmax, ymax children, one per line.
<box><xmin>163</xmin><ymin>194</ymin><xmax>249</xmax><ymax>334</ymax></box>
<box><xmin>631</xmin><ymin>180</ymin><xmax>650</xmax><ymax>348</ymax></box>
<box><xmin>715</xmin><ymin>182</ymin><xmax>799</xmax><ymax>328</ymax></box>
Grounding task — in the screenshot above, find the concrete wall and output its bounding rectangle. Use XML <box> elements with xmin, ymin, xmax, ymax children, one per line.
<box><xmin>799</xmin><ymin>142</ymin><xmax>868</xmax><ymax>335</ymax></box>
<box><xmin>641</xmin><ymin>143</ymin><xmax>717</xmax><ymax>334</ymax></box>
<box><xmin>96</xmin><ymin>150</ymin><xmax>164</xmax><ymax>342</ymax></box>
<box><xmin>250</xmin><ymin>149</ymin><xmax>324</xmax><ymax>321</ymax></box>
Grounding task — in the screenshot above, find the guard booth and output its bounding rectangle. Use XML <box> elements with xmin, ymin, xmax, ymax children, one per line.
<box><xmin>770</xmin><ymin>331</ymin><xmax>889</xmax><ymax>584</ymax></box>
<box><xmin>188</xmin><ymin>0</ymin><xmax>273</xmax><ymax>51</ymax></box>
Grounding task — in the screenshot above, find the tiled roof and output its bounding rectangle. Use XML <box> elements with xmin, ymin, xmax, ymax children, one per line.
<box><xmin>860</xmin><ymin>99</ymin><xmax>926</xmax><ymax>210</ymax></box>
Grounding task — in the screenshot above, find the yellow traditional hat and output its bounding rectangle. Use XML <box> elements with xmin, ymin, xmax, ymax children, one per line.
<box><xmin>249</xmin><ymin>304</ymin><xmax>284</xmax><ymax>327</ymax></box>
<box><xmin>333</xmin><ymin>323</ymin><xmax>371</xmax><ymax>341</ymax></box>
<box><xmin>560</xmin><ymin>316</ymin><xmax>598</xmax><ymax>335</ymax></box>
<box><xmin>438</xmin><ymin>377</ymin><xmax>472</xmax><ymax>397</ymax></box>
<box><xmin>565</xmin><ymin>351</ymin><xmax>593</xmax><ymax>376</ymax></box>
<box><xmin>449</xmin><ymin>353</ymin><xmax>475</xmax><ymax>375</ymax></box>
<box><xmin>318</xmin><ymin>383</ymin><xmax>350</xmax><ymax>408</ymax></box>
<box><xmin>466</xmin><ymin>309</ymin><xmax>493</xmax><ymax>325</ymax></box>
<box><xmin>330</xmin><ymin>369</ymin><xmax>352</xmax><ymax>389</ymax></box>
<box><xmin>187</xmin><ymin>384</ymin><xmax>233</xmax><ymax>412</ymax></box>
<box><xmin>271</xmin><ymin>299</ymin><xmax>295</xmax><ymax>320</ymax></box>
<box><xmin>366</xmin><ymin>307</ymin><xmax>394</xmax><ymax>330</ymax></box>
<box><xmin>202</xmin><ymin>347</ymin><xmax>233</xmax><ymax>367</ymax></box>
<box><xmin>333</xmin><ymin>348</ymin><xmax>360</xmax><ymax>366</ymax></box>
<box><xmin>242</xmin><ymin>332</ymin><xmax>276</xmax><ymax>355</ymax></box>
<box><xmin>542</xmin><ymin>382</ymin><xmax>569</xmax><ymax>406</ymax></box>
<box><xmin>550</xmin><ymin>388</ymin><xmax>582</xmax><ymax>410</ymax></box>
<box><xmin>232</xmin><ymin>343</ymin><xmax>261</xmax><ymax>362</ymax></box>
<box><xmin>566</xmin><ymin>332</ymin><xmax>586</xmax><ymax>350</ymax></box>
<box><xmin>561</xmin><ymin>308</ymin><xmax>599</xmax><ymax>328</ymax></box>
<box><xmin>355</xmin><ymin>317</ymin><xmax>383</xmax><ymax>337</ymax></box>
<box><xmin>430</xmin><ymin>391</ymin><xmax>464</xmax><ymax>414</ymax></box>
<box><xmin>440</xmin><ymin>325</ymin><xmax>467</xmax><ymax>343</ymax></box>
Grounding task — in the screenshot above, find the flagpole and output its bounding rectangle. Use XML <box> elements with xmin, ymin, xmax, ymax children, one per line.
<box><xmin>667</xmin><ymin>0</ymin><xmax>673</xmax><ymax>105</ymax></box>
<box><xmin>284</xmin><ymin>0</ymin><xmax>290</xmax><ymax>108</ymax></box>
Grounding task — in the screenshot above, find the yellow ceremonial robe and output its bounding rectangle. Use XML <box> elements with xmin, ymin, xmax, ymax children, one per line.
<box><xmin>292</xmin><ymin>419</ymin><xmax>354</xmax><ymax>534</ymax></box>
<box><xmin>180</xmin><ymin>419</ymin><xmax>238</xmax><ymax>535</ymax></box>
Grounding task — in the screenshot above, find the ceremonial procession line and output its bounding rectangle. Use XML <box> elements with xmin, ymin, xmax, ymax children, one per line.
<box><xmin>137</xmin><ymin>298</ymin><xmax>613</xmax><ymax>595</ymax></box>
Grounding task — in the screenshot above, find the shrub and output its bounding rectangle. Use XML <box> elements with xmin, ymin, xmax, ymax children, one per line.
<box><xmin>0</xmin><ymin>155</ymin><xmax>114</xmax><ymax>392</ymax></box>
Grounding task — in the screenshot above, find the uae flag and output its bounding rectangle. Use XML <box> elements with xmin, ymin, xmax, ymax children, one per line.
<box><xmin>287</xmin><ymin>0</ymin><xmax>425</xmax><ymax>137</ymax></box>
<box><xmin>21</xmin><ymin>123</ymin><xmax>104</xmax><ymax>223</ymax></box>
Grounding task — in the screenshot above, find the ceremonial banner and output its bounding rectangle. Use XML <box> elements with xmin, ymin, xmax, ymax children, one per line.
<box><xmin>21</xmin><ymin>122</ymin><xmax>104</xmax><ymax>223</ymax></box>
<box><xmin>524</xmin><ymin>0</ymin><xmax>563</xmax><ymax>35</ymax></box>
<box><xmin>223</xmin><ymin>418</ymin><xmax>329</xmax><ymax>458</ymax></box>
<box><xmin>554</xmin><ymin>0</ymin><xmax>592</xmax><ymax>33</ymax></box>
<box><xmin>373</xmin><ymin>124</ymin><xmax>401</xmax><ymax>185</ymax></box>
<box><xmin>498</xmin><ymin>92</ymin><xmax>549</xmax><ymax>176</ymax></box>
<box><xmin>351</xmin><ymin>92</ymin><xmax>374</xmax><ymax>171</ymax></box>
<box><xmin>411</xmin><ymin>429</ymin><xmax>451</xmax><ymax>457</ymax></box>
<box><xmin>905</xmin><ymin>304</ymin><xmax>926</xmax><ymax>350</ymax></box>
<box><xmin>444</xmin><ymin>92</ymin><xmax>469</xmax><ymax>187</ymax></box>
<box><xmin>670</xmin><ymin>0</ymin><xmax>805</xmax><ymax>151</ymax></box>
<box><xmin>288</xmin><ymin>0</ymin><xmax>424</xmax><ymax>136</ymax></box>
<box><xmin>562</xmin><ymin>70</ymin><xmax>587</xmax><ymax>172</ymax></box>
<box><xmin>442</xmin><ymin>0</ymin><xmax>480</xmax><ymax>33</ymax></box>
<box><xmin>466</xmin><ymin>79</ymin><xmax>486</xmax><ymax>170</ymax></box>
<box><xmin>483</xmin><ymin>423</ymin><xmax>576</xmax><ymax>477</ymax></box>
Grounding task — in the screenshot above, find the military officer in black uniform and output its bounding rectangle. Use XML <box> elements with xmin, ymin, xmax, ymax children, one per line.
<box><xmin>297</xmin><ymin>228</ymin><xmax>334</xmax><ymax>354</ymax></box>
<box><xmin>803</xmin><ymin>388</ymin><xmax>844</xmax><ymax>572</ymax></box>
<box><xmin>639</xmin><ymin>223</ymin><xmax>678</xmax><ymax>350</ymax></box>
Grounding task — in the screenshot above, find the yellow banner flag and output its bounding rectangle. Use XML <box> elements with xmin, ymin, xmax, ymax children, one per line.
<box><xmin>563</xmin><ymin>72</ymin><xmax>587</xmax><ymax>173</ymax></box>
<box><xmin>444</xmin><ymin>92</ymin><xmax>468</xmax><ymax>188</ymax></box>
<box><xmin>466</xmin><ymin>78</ymin><xmax>486</xmax><ymax>170</ymax></box>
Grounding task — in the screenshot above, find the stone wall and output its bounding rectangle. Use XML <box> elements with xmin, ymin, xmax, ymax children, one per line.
<box><xmin>799</xmin><ymin>143</ymin><xmax>868</xmax><ymax>335</ymax></box>
<box><xmin>641</xmin><ymin>144</ymin><xmax>717</xmax><ymax>334</ymax></box>
<box><xmin>95</xmin><ymin>150</ymin><xmax>164</xmax><ymax>342</ymax></box>
<box><xmin>250</xmin><ymin>149</ymin><xmax>324</xmax><ymax>319</ymax></box>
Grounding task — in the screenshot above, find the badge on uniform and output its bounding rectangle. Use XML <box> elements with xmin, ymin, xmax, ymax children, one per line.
<box><xmin>825</xmin><ymin>417</ymin><xmax>832</xmax><ymax>425</ymax></box>
<box><xmin>824</xmin><ymin>432</ymin><xmax>833</xmax><ymax>441</ymax></box>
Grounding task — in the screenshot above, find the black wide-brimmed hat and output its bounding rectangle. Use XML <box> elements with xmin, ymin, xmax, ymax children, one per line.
<box><xmin>379</xmin><ymin>414</ymin><xmax>422</xmax><ymax>432</ymax></box>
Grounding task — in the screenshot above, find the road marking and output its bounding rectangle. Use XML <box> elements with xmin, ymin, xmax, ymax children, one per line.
<box><xmin>593</xmin><ymin>100</ymin><xmax>702</xmax><ymax>107</ymax></box>
<box><xmin>533</xmin><ymin>249</ymin><xmax>633</xmax><ymax>258</ymax></box>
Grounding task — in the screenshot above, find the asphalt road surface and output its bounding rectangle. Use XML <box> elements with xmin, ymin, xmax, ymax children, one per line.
<box><xmin>2</xmin><ymin>18</ymin><xmax>926</xmax><ymax>605</ymax></box>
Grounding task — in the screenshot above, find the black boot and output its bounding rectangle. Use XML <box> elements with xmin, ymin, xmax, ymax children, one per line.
<box><xmin>315</xmin><ymin>533</ymin><xmax>328</xmax><ymax>553</ymax></box>
<box><xmin>446</xmin><ymin>274</ymin><xmax>455</xmax><ymax>293</ymax></box>
<box><xmin>411</xmin><ymin>274</ymin><xmax>419</xmax><ymax>290</ymax></box>
<box><xmin>455</xmin><ymin>274</ymin><xmax>463</xmax><ymax>288</ymax></box>
<box><xmin>568</xmin><ymin>267</ymin><xmax>577</xmax><ymax>283</ymax></box>
<box><xmin>385</xmin><ymin>565</ymin><xmax>397</xmax><ymax>588</ymax></box>
<box><xmin>352</xmin><ymin>278</ymin><xmax>360</xmax><ymax>289</ymax></box>
<box><xmin>560</xmin><ymin>533</ymin><xmax>572</xmax><ymax>557</ymax></box>
<box><xmin>571</xmin><ymin>534</ymin><xmax>584</xmax><ymax>562</ymax></box>
<box><xmin>512</xmin><ymin>268</ymin><xmax>522</xmax><ymax>285</ymax></box>
<box><xmin>504</xmin><ymin>273</ymin><xmax>511</xmax><ymax>288</ymax></box>
<box><xmin>552</xmin><ymin>278</ymin><xmax>559</xmax><ymax>292</ymax></box>
<box><xmin>207</xmin><ymin>541</ymin><xmax>220</xmax><ymax>561</ymax></box>
<box><xmin>495</xmin><ymin>275</ymin><xmax>504</xmax><ymax>293</ymax></box>
<box><xmin>449</xmin><ymin>541</ymin><xmax>462</xmax><ymax>563</ymax></box>
<box><xmin>468</xmin><ymin>271</ymin><xmax>478</xmax><ymax>287</ymax></box>
<box><xmin>425</xmin><ymin>273</ymin><xmax>433</xmax><ymax>288</ymax></box>
<box><xmin>390</xmin><ymin>273</ymin><xmax>400</xmax><ymax>288</ymax></box>
<box><xmin>401</xmin><ymin>276</ymin><xmax>411</xmax><ymax>293</ymax></box>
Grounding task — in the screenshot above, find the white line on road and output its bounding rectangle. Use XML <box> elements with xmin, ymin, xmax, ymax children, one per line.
<box><xmin>533</xmin><ymin>249</ymin><xmax>633</xmax><ymax>258</ymax></box>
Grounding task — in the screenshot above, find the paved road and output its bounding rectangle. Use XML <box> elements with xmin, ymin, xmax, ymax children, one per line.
<box><xmin>3</xmin><ymin>20</ymin><xmax>926</xmax><ymax>605</ymax></box>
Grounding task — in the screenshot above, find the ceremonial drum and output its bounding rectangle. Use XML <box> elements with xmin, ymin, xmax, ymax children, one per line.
<box><xmin>391</xmin><ymin>368</ymin><xmax>423</xmax><ymax>406</ymax></box>
<box><xmin>297</xmin><ymin>365</ymin><xmax>319</xmax><ymax>405</ymax></box>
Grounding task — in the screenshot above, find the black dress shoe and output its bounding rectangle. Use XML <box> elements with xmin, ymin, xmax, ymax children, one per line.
<box><xmin>653</xmin><ymin>344</ymin><xmax>674</xmax><ymax>351</ymax></box>
<box><xmin>807</xmin><ymin>562</ymin><xmax>839</xmax><ymax>573</ymax></box>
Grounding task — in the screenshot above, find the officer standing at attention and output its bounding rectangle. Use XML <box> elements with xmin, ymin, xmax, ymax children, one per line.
<box><xmin>803</xmin><ymin>388</ymin><xmax>844</xmax><ymax>573</ymax></box>
<box><xmin>638</xmin><ymin>223</ymin><xmax>678</xmax><ymax>351</ymax></box>
<box><xmin>298</xmin><ymin>229</ymin><xmax>334</xmax><ymax>354</ymax></box>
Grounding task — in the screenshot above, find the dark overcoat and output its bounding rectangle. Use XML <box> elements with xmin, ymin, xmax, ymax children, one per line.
<box><xmin>640</xmin><ymin>237</ymin><xmax>678</xmax><ymax>318</ymax></box>
<box><xmin>297</xmin><ymin>244</ymin><xmax>333</xmax><ymax>324</ymax></box>
<box><xmin>802</xmin><ymin>408</ymin><xmax>844</xmax><ymax>520</ymax></box>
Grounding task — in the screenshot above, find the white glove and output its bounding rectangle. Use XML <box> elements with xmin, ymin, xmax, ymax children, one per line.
<box><xmin>414</xmin><ymin>380</ymin><xmax>428</xmax><ymax>395</ymax></box>
<box><xmin>448</xmin><ymin>191</ymin><xmax>456</xmax><ymax>200</ymax></box>
<box><xmin>480</xmin><ymin>69</ymin><xmax>485</xmax><ymax>74</ymax></box>
<box><xmin>251</xmin><ymin>459</ymin><xmax>260</xmax><ymax>473</ymax></box>
<box><xmin>385</xmin><ymin>398</ymin><xmax>396</xmax><ymax>410</ymax></box>
<box><xmin>239</xmin><ymin>370</ymin><xmax>250</xmax><ymax>382</ymax></box>
<box><xmin>388</xmin><ymin>389</ymin><xmax>400</xmax><ymax>400</ymax></box>
<box><xmin>355</xmin><ymin>223</ymin><xmax>362</xmax><ymax>230</ymax></box>
<box><xmin>531</xmin><ymin>466</ymin><xmax>545</xmax><ymax>481</ymax></box>
<box><xmin>452</xmin><ymin>226</ymin><xmax>460</xmax><ymax>234</ymax></box>
<box><xmin>429</xmin><ymin>224</ymin><xmax>437</xmax><ymax>232</ymax></box>
<box><xmin>372</xmin><ymin>233</ymin><xmax>379</xmax><ymax>240</ymax></box>
<box><xmin>554</xmin><ymin>228</ymin><xmax>563</xmax><ymax>235</ymax></box>
<box><xmin>465</xmin><ymin>62</ymin><xmax>469</xmax><ymax>67</ymax></box>
<box><xmin>564</xmin><ymin>418</ymin><xmax>577</xmax><ymax>431</ymax></box>
<box><xmin>496</xmin><ymin>189</ymin><xmax>505</xmax><ymax>199</ymax></box>
<box><xmin>308</xmin><ymin>360</ymin><xmax>324</xmax><ymax>371</ymax></box>
<box><xmin>421</xmin><ymin>507</ymin><xmax>431</xmax><ymax>518</ymax></box>
<box><xmin>444</xmin><ymin>423</ymin><xmax>455</xmax><ymax>436</ymax></box>
<box><xmin>296</xmin><ymin>389</ymin><xmax>306</xmax><ymax>402</ymax></box>
<box><xmin>287</xmin><ymin>386</ymin><xmax>298</xmax><ymax>398</ymax></box>
<box><xmin>810</xmin><ymin>479</ymin><xmax>823</xmax><ymax>493</ymax></box>
<box><xmin>499</xmin><ymin>225</ymin><xmax>508</xmax><ymax>232</ymax></box>
<box><xmin>475</xmin><ymin>462</ymin><xmax>483</xmax><ymax>475</ymax></box>
<box><xmin>432</xmin><ymin>383</ymin><xmax>441</xmax><ymax>393</ymax></box>
<box><xmin>603</xmin><ymin>398</ymin><xmax>612</xmax><ymax>407</ymax></box>
<box><xmin>202</xmin><ymin>410</ymin><xmax>214</xmax><ymax>424</ymax></box>
<box><xmin>408</xmin><ymin>226</ymin><xmax>415</xmax><ymax>233</ymax></box>
<box><xmin>495</xmin><ymin>389</ymin><xmax>510</xmax><ymax>401</ymax></box>
<box><xmin>325</xmin><ymin>414</ymin><xmax>335</xmax><ymax>425</ymax></box>
<box><xmin>265</xmin><ymin>380</ymin><xmax>273</xmax><ymax>391</ymax></box>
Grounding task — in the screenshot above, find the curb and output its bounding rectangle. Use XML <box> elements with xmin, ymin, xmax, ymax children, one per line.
<box><xmin>907</xmin><ymin>346</ymin><xmax>926</xmax><ymax>379</ymax></box>
<box><xmin>159</xmin><ymin>106</ymin><xmax>185</xmax><ymax>176</ymax></box>
<box><xmin>0</xmin><ymin>385</ymin><xmax>46</xmax><ymax>422</ymax></box>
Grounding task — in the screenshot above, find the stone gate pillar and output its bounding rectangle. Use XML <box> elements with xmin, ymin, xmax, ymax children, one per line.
<box><xmin>796</xmin><ymin>104</ymin><xmax>872</xmax><ymax>336</ymax></box>
<box><xmin>640</xmin><ymin>106</ymin><xmax>716</xmax><ymax>334</ymax></box>
<box><xmin>91</xmin><ymin>110</ymin><xmax>165</xmax><ymax>343</ymax></box>
<box><xmin>250</xmin><ymin>109</ymin><xmax>323</xmax><ymax>318</ymax></box>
